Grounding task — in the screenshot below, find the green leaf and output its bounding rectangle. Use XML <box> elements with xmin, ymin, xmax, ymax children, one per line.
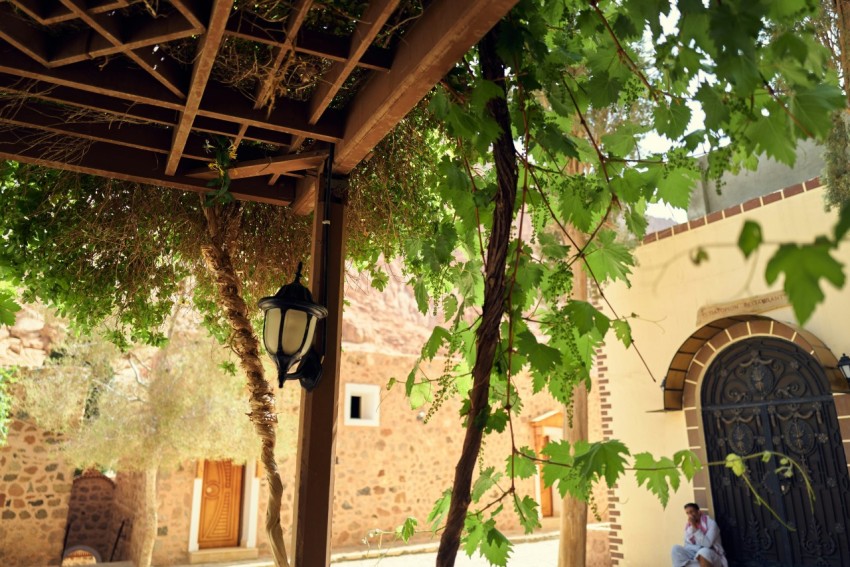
<box><xmin>565</xmin><ymin>300</ymin><xmax>610</xmax><ymax>337</ymax></box>
<box><xmin>583</xmin><ymin>230</ymin><xmax>635</xmax><ymax>285</ymax></box>
<box><xmin>653</xmin><ymin>101</ymin><xmax>691</xmax><ymax>139</ymax></box>
<box><xmin>738</xmin><ymin>220</ymin><xmax>763</xmax><ymax>259</ymax></box>
<box><xmin>725</xmin><ymin>453</ymin><xmax>746</xmax><ymax>477</ymax></box>
<box><xmin>471</xmin><ymin>467</ymin><xmax>502</xmax><ymax>502</ymax></box>
<box><xmin>408</xmin><ymin>381</ymin><xmax>432</xmax><ymax>410</ymax></box>
<box><xmin>674</xmin><ymin>449</ymin><xmax>703</xmax><ymax>481</ymax></box>
<box><xmin>422</xmin><ymin>326</ymin><xmax>451</xmax><ymax>359</ymax></box>
<box><xmin>481</xmin><ymin>525</ymin><xmax>512</xmax><ymax>566</ymax></box>
<box><xmin>573</xmin><ymin>440</ymin><xmax>630</xmax><ymax>487</ymax></box>
<box><xmin>398</xmin><ymin>517</ymin><xmax>417</xmax><ymax>542</ymax></box>
<box><xmin>765</xmin><ymin>241</ymin><xmax>845</xmax><ymax>323</ymax></box>
<box><xmin>427</xmin><ymin>489</ymin><xmax>452</xmax><ymax>530</ymax></box>
<box><xmin>612</xmin><ymin>319</ymin><xmax>632</xmax><ymax>348</ymax></box>
<box><xmin>506</xmin><ymin>448</ymin><xmax>538</xmax><ymax>480</ymax></box>
<box><xmin>634</xmin><ymin>452</ymin><xmax>680</xmax><ymax>507</ymax></box>
<box><xmin>485</xmin><ymin>408</ymin><xmax>509</xmax><ymax>433</ymax></box>
<box><xmin>513</xmin><ymin>494</ymin><xmax>541</xmax><ymax>534</ymax></box>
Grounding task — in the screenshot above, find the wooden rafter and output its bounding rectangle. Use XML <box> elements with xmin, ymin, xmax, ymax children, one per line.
<box><xmin>334</xmin><ymin>0</ymin><xmax>520</xmax><ymax>174</ymax></box>
<box><xmin>185</xmin><ymin>150</ymin><xmax>328</xmax><ymax>180</ymax></box>
<box><xmin>7</xmin><ymin>0</ymin><xmax>128</xmax><ymax>25</ymax></box>
<box><xmin>50</xmin><ymin>11</ymin><xmax>202</xmax><ymax>66</ymax></box>
<box><xmin>169</xmin><ymin>0</ymin><xmax>206</xmax><ymax>30</ymax></box>
<box><xmin>224</xmin><ymin>13</ymin><xmax>393</xmax><ymax>72</ymax></box>
<box><xmin>0</xmin><ymin>3</ymin><xmax>50</xmax><ymax>66</ymax></box>
<box><xmin>57</xmin><ymin>0</ymin><xmax>187</xmax><ymax>100</ymax></box>
<box><xmin>164</xmin><ymin>0</ymin><xmax>231</xmax><ymax>175</ymax></box>
<box><xmin>254</xmin><ymin>0</ymin><xmax>314</xmax><ymax>112</ymax></box>
<box><xmin>0</xmin><ymin>130</ymin><xmax>296</xmax><ymax>205</ymax></box>
<box><xmin>289</xmin><ymin>0</ymin><xmax>400</xmax><ymax>151</ymax></box>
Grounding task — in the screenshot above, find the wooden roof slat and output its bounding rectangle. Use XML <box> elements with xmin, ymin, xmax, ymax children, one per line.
<box><xmin>165</xmin><ymin>0</ymin><xmax>234</xmax><ymax>176</ymax></box>
<box><xmin>0</xmin><ymin>4</ymin><xmax>50</xmax><ymax>66</ymax></box>
<box><xmin>307</xmin><ymin>0</ymin><xmax>399</xmax><ymax>125</ymax></box>
<box><xmin>50</xmin><ymin>11</ymin><xmax>200</xmax><ymax>66</ymax></box>
<box><xmin>0</xmin><ymin>73</ymin><xmax>179</xmax><ymax>126</ymax></box>
<box><xmin>289</xmin><ymin>0</ymin><xmax>399</xmax><ymax>150</ymax></box>
<box><xmin>197</xmin><ymin>84</ymin><xmax>345</xmax><ymax>142</ymax></box>
<box><xmin>0</xmin><ymin>102</ymin><xmax>214</xmax><ymax>160</ymax></box>
<box><xmin>224</xmin><ymin>14</ymin><xmax>393</xmax><ymax>72</ymax></box>
<box><xmin>57</xmin><ymin>0</ymin><xmax>187</xmax><ymax>99</ymax></box>
<box><xmin>169</xmin><ymin>0</ymin><xmax>207</xmax><ymax>31</ymax></box>
<box><xmin>185</xmin><ymin>150</ymin><xmax>328</xmax><ymax>180</ymax></box>
<box><xmin>254</xmin><ymin>0</ymin><xmax>314</xmax><ymax>111</ymax></box>
<box><xmin>12</xmin><ymin>0</ymin><xmax>131</xmax><ymax>26</ymax></box>
<box><xmin>0</xmin><ymin>129</ymin><xmax>296</xmax><ymax>206</ymax></box>
<box><xmin>334</xmin><ymin>0</ymin><xmax>520</xmax><ymax>173</ymax></box>
<box><xmin>0</xmin><ymin>42</ymin><xmax>185</xmax><ymax>109</ymax></box>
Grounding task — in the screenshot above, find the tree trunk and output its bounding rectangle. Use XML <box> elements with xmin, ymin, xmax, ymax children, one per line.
<box><xmin>835</xmin><ymin>0</ymin><xmax>850</xmax><ymax>104</ymax></box>
<box><xmin>560</xmin><ymin>228</ymin><xmax>588</xmax><ymax>567</ymax></box>
<box><xmin>136</xmin><ymin>468</ymin><xmax>158</xmax><ymax>567</ymax></box>
<box><xmin>200</xmin><ymin>202</ymin><xmax>290</xmax><ymax>567</ymax></box>
<box><xmin>436</xmin><ymin>28</ymin><xmax>518</xmax><ymax>567</ymax></box>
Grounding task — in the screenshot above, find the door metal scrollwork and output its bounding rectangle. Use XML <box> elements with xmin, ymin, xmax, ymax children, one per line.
<box><xmin>701</xmin><ymin>337</ymin><xmax>850</xmax><ymax>567</ymax></box>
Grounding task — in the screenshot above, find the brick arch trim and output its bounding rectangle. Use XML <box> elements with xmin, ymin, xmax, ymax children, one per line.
<box><xmin>663</xmin><ymin>316</ymin><xmax>848</xmax><ymax>411</ymax></box>
<box><xmin>63</xmin><ymin>544</ymin><xmax>102</xmax><ymax>562</ymax></box>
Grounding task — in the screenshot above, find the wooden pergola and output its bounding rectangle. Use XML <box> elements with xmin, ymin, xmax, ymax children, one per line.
<box><xmin>0</xmin><ymin>0</ymin><xmax>517</xmax><ymax>565</ymax></box>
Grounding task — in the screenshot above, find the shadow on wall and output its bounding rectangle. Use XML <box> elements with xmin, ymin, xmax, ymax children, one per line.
<box><xmin>63</xmin><ymin>470</ymin><xmax>131</xmax><ymax>564</ymax></box>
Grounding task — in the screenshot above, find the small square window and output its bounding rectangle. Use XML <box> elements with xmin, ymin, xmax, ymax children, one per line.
<box><xmin>344</xmin><ymin>384</ymin><xmax>380</xmax><ymax>426</ymax></box>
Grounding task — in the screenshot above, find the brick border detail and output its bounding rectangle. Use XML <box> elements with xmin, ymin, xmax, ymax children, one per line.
<box><xmin>641</xmin><ymin>177</ymin><xmax>822</xmax><ymax>246</ymax></box>
<box><xmin>677</xmin><ymin>319</ymin><xmax>850</xmax><ymax>513</ymax></box>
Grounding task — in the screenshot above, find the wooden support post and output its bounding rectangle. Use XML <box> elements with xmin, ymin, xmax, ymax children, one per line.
<box><xmin>292</xmin><ymin>171</ymin><xmax>347</xmax><ymax>567</ymax></box>
<box><xmin>560</xmin><ymin>227</ymin><xmax>588</xmax><ymax>567</ymax></box>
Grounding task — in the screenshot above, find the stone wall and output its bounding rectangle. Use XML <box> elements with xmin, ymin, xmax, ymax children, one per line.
<box><xmin>110</xmin><ymin>471</ymin><xmax>143</xmax><ymax>565</ymax></box>
<box><xmin>0</xmin><ymin>417</ymin><xmax>74</xmax><ymax>566</ymax></box>
<box><xmin>65</xmin><ymin>471</ymin><xmax>117</xmax><ymax>562</ymax></box>
<box><xmin>150</xmin><ymin>465</ymin><xmax>196</xmax><ymax>565</ymax></box>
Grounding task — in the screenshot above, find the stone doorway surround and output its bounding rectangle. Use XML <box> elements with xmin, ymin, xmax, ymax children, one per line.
<box><xmin>187</xmin><ymin>460</ymin><xmax>260</xmax><ymax>564</ymax></box>
<box><xmin>663</xmin><ymin>317</ymin><xmax>850</xmax><ymax>515</ymax></box>
<box><xmin>531</xmin><ymin>409</ymin><xmax>564</xmax><ymax>518</ymax></box>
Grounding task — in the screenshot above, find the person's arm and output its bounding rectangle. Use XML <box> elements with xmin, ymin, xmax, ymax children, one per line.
<box><xmin>694</xmin><ymin>518</ymin><xmax>719</xmax><ymax>547</ymax></box>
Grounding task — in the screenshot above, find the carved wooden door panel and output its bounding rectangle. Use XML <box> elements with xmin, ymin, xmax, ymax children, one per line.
<box><xmin>702</xmin><ymin>337</ymin><xmax>850</xmax><ymax>567</ymax></box>
<box><xmin>198</xmin><ymin>460</ymin><xmax>243</xmax><ymax>549</ymax></box>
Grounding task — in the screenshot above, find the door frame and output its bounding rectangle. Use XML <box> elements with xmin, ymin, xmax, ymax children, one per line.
<box><xmin>188</xmin><ymin>460</ymin><xmax>260</xmax><ymax>552</ymax></box>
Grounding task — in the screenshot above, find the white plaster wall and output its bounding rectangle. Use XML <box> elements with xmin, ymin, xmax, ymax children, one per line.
<box><xmin>602</xmin><ymin>186</ymin><xmax>849</xmax><ymax>566</ymax></box>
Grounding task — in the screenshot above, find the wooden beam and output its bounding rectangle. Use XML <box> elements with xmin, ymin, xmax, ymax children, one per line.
<box><xmin>165</xmin><ymin>0</ymin><xmax>232</xmax><ymax>175</ymax></box>
<box><xmin>169</xmin><ymin>0</ymin><xmax>207</xmax><ymax>31</ymax></box>
<box><xmin>290</xmin><ymin>174</ymin><xmax>318</xmax><ymax>215</ymax></box>
<box><xmin>185</xmin><ymin>150</ymin><xmax>328</xmax><ymax>180</ymax></box>
<box><xmin>254</xmin><ymin>0</ymin><xmax>314</xmax><ymax>111</ymax></box>
<box><xmin>334</xmin><ymin>0</ymin><xmax>519</xmax><ymax>174</ymax></box>
<box><xmin>0</xmin><ymin>101</ymin><xmax>213</xmax><ymax>160</ymax></box>
<box><xmin>197</xmin><ymin>84</ymin><xmax>345</xmax><ymax>142</ymax></box>
<box><xmin>0</xmin><ymin>3</ymin><xmax>50</xmax><ymax>66</ymax></box>
<box><xmin>50</xmin><ymin>11</ymin><xmax>201</xmax><ymax>66</ymax></box>
<box><xmin>0</xmin><ymin>130</ymin><xmax>295</xmax><ymax>206</ymax></box>
<box><xmin>57</xmin><ymin>0</ymin><xmax>188</xmax><ymax>100</ymax></box>
<box><xmin>308</xmin><ymin>0</ymin><xmax>399</xmax><ymax>124</ymax></box>
<box><xmin>293</xmin><ymin>175</ymin><xmax>347</xmax><ymax>567</ymax></box>
<box><xmin>0</xmin><ymin>41</ymin><xmax>185</xmax><ymax>110</ymax></box>
<box><xmin>225</xmin><ymin>13</ymin><xmax>393</xmax><ymax>72</ymax></box>
<box><xmin>290</xmin><ymin>0</ymin><xmax>399</xmax><ymax>149</ymax></box>
<box><xmin>7</xmin><ymin>0</ymin><xmax>127</xmax><ymax>25</ymax></box>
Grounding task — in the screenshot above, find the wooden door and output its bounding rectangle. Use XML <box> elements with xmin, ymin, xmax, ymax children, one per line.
<box><xmin>198</xmin><ymin>460</ymin><xmax>243</xmax><ymax>549</ymax></box>
<box><xmin>539</xmin><ymin>434</ymin><xmax>553</xmax><ymax>517</ymax></box>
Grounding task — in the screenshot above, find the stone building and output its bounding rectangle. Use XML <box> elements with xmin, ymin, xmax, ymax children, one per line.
<box><xmin>0</xmin><ymin>278</ymin><xmax>610</xmax><ymax>565</ymax></box>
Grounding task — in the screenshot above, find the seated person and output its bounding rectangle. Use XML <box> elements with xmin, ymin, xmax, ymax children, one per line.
<box><xmin>671</xmin><ymin>502</ymin><xmax>728</xmax><ymax>567</ymax></box>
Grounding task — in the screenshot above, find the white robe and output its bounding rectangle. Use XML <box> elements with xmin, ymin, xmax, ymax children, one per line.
<box><xmin>671</xmin><ymin>513</ymin><xmax>729</xmax><ymax>567</ymax></box>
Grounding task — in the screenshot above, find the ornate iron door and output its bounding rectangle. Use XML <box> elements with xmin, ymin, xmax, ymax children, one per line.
<box><xmin>701</xmin><ymin>337</ymin><xmax>850</xmax><ymax>567</ymax></box>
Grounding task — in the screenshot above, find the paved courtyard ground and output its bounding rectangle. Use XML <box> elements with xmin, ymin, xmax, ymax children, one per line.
<box><xmin>331</xmin><ymin>536</ymin><xmax>559</xmax><ymax>566</ymax></box>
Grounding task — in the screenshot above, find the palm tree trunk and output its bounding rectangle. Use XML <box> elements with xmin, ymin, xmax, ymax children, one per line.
<box><xmin>436</xmin><ymin>28</ymin><xmax>518</xmax><ymax>567</ymax></box>
<box><xmin>200</xmin><ymin>202</ymin><xmax>290</xmax><ymax>567</ymax></box>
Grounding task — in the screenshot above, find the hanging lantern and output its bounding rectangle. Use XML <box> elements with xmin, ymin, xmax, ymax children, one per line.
<box><xmin>259</xmin><ymin>262</ymin><xmax>328</xmax><ymax>390</ymax></box>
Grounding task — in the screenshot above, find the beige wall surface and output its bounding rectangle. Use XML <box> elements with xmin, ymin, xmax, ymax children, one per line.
<box><xmin>600</xmin><ymin>185</ymin><xmax>850</xmax><ymax>566</ymax></box>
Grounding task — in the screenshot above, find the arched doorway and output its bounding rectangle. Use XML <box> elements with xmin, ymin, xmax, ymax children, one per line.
<box><xmin>702</xmin><ymin>337</ymin><xmax>850</xmax><ymax>566</ymax></box>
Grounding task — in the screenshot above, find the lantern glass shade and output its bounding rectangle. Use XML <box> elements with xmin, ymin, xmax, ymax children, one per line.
<box><xmin>258</xmin><ymin>263</ymin><xmax>328</xmax><ymax>390</ymax></box>
<box><xmin>839</xmin><ymin>353</ymin><xmax>850</xmax><ymax>380</ymax></box>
